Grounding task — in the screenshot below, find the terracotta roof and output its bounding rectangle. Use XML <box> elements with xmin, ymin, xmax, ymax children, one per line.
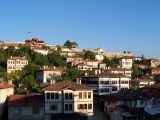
<box><xmin>82</xmin><ymin>71</ymin><xmax>130</xmax><ymax>78</ymax></box>
<box><xmin>110</xmin><ymin>67</ymin><xmax>131</xmax><ymax>71</ymax></box>
<box><xmin>7</xmin><ymin>57</ymin><xmax>27</xmax><ymax>60</ymax></box>
<box><xmin>8</xmin><ymin>94</ymin><xmax>44</xmax><ymax>107</ymax></box>
<box><xmin>43</xmin><ymin>80</ymin><xmax>94</xmax><ymax>91</ymax></box>
<box><xmin>0</xmin><ymin>83</ymin><xmax>14</xmax><ymax>89</ymax></box>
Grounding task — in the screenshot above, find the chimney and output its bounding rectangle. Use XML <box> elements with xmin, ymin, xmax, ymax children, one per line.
<box><xmin>76</xmin><ymin>78</ymin><xmax>81</xmax><ymax>84</ymax></box>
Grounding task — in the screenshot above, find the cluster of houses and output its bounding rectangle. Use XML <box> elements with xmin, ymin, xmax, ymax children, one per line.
<box><xmin>1</xmin><ymin>38</ymin><xmax>160</xmax><ymax>120</ymax></box>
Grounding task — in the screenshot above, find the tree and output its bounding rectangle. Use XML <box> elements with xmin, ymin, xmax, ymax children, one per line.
<box><xmin>63</xmin><ymin>40</ymin><xmax>78</xmax><ymax>49</ymax></box>
<box><xmin>83</xmin><ymin>50</ymin><xmax>95</xmax><ymax>60</ymax></box>
<box><xmin>6</xmin><ymin>46</ymin><xmax>15</xmax><ymax>56</ymax></box>
<box><xmin>47</xmin><ymin>50</ymin><xmax>67</xmax><ymax>67</ymax></box>
<box><xmin>103</xmin><ymin>57</ymin><xmax>119</xmax><ymax>68</ymax></box>
<box><xmin>132</xmin><ymin>66</ymin><xmax>142</xmax><ymax>79</ymax></box>
<box><xmin>60</xmin><ymin>68</ymin><xmax>81</xmax><ymax>80</ymax></box>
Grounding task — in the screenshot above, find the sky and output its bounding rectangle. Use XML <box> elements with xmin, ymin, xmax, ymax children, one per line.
<box><xmin>0</xmin><ymin>0</ymin><xmax>160</xmax><ymax>58</ymax></box>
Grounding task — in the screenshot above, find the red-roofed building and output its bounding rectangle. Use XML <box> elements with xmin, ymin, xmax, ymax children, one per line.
<box><xmin>8</xmin><ymin>95</ymin><xmax>44</xmax><ymax>120</ymax></box>
<box><xmin>43</xmin><ymin>80</ymin><xmax>94</xmax><ymax>120</ymax></box>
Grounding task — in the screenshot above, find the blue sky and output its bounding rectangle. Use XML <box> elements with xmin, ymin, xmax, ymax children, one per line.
<box><xmin>0</xmin><ymin>0</ymin><xmax>160</xmax><ymax>58</ymax></box>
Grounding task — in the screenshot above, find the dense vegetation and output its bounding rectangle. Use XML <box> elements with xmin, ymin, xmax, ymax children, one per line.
<box><xmin>0</xmin><ymin>44</ymin><xmax>81</xmax><ymax>94</ymax></box>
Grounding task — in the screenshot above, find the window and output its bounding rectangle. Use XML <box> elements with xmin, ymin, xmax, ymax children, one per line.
<box><xmin>69</xmin><ymin>93</ymin><xmax>72</xmax><ymax>99</ymax></box>
<box><xmin>100</xmin><ymin>88</ymin><xmax>109</xmax><ymax>93</ymax></box>
<box><xmin>51</xmin><ymin>93</ymin><xmax>54</xmax><ymax>99</ymax></box>
<box><xmin>69</xmin><ymin>104</ymin><xmax>72</xmax><ymax>111</ymax></box>
<box><xmin>13</xmin><ymin>108</ymin><xmax>21</xmax><ymax>114</ymax></box>
<box><xmin>88</xmin><ymin>92</ymin><xmax>91</xmax><ymax>99</ymax></box>
<box><xmin>121</xmin><ymin>81</ymin><xmax>128</xmax><ymax>84</ymax></box>
<box><xmin>105</xmin><ymin>81</ymin><xmax>109</xmax><ymax>84</ymax></box>
<box><xmin>65</xmin><ymin>104</ymin><xmax>72</xmax><ymax>111</ymax></box>
<box><xmin>88</xmin><ymin>104</ymin><xmax>92</xmax><ymax>110</ymax></box>
<box><xmin>112</xmin><ymin>81</ymin><xmax>117</xmax><ymax>84</ymax></box>
<box><xmin>32</xmin><ymin>108</ymin><xmax>39</xmax><ymax>114</ymax></box>
<box><xmin>83</xmin><ymin>92</ymin><xmax>87</xmax><ymax>99</ymax></box>
<box><xmin>46</xmin><ymin>93</ymin><xmax>50</xmax><ymax>99</ymax></box>
<box><xmin>65</xmin><ymin>93</ymin><xmax>72</xmax><ymax>100</ymax></box>
<box><xmin>50</xmin><ymin>104</ymin><xmax>57</xmax><ymax>111</ymax></box>
<box><xmin>79</xmin><ymin>92</ymin><xmax>82</xmax><ymax>99</ymax></box>
<box><xmin>112</xmin><ymin>87</ymin><xmax>118</xmax><ymax>91</ymax></box>
<box><xmin>78</xmin><ymin>104</ymin><xmax>87</xmax><ymax>110</ymax></box>
<box><xmin>55</xmin><ymin>93</ymin><xmax>59</xmax><ymax>99</ymax></box>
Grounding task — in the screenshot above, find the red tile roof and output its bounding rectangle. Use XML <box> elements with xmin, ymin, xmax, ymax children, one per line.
<box><xmin>0</xmin><ymin>83</ymin><xmax>14</xmax><ymax>89</ymax></box>
<box><xmin>8</xmin><ymin>94</ymin><xmax>44</xmax><ymax>107</ymax></box>
<box><xmin>43</xmin><ymin>80</ymin><xmax>94</xmax><ymax>91</ymax></box>
<box><xmin>110</xmin><ymin>67</ymin><xmax>131</xmax><ymax>71</ymax></box>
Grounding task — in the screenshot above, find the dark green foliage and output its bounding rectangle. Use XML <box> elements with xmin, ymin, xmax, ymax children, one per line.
<box><xmin>83</xmin><ymin>50</ymin><xmax>95</xmax><ymax>60</ymax></box>
<box><xmin>60</xmin><ymin>68</ymin><xmax>81</xmax><ymax>80</ymax></box>
<box><xmin>134</xmin><ymin>54</ymin><xmax>150</xmax><ymax>65</ymax></box>
<box><xmin>103</xmin><ymin>56</ymin><xmax>119</xmax><ymax>68</ymax></box>
<box><xmin>132</xmin><ymin>66</ymin><xmax>142</xmax><ymax>79</ymax></box>
<box><xmin>47</xmin><ymin>50</ymin><xmax>67</xmax><ymax>67</ymax></box>
<box><xmin>63</xmin><ymin>40</ymin><xmax>78</xmax><ymax>49</ymax></box>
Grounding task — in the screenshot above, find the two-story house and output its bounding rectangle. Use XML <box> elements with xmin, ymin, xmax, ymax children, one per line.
<box><xmin>7</xmin><ymin>56</ymin><xmax>28</xmax><ymax>73</ymax></box>
<box><xmin>36</xmin><ymin>66</ymin><xmax>63</xmax><ymax>84</ymax></box>
<box><xmin>81</xmin><ymin>72</ymin><xmax>130</xmax><ymax>95</ymax></box>
<box><xmin>43</xmin><ymin>80</ymin><xmax>94</xmax><ymax>120</ymax></box>
<box><xmin>119</xmin><ymin>56</ymin><xmax>133</xmax><ymax>69</ymax></box>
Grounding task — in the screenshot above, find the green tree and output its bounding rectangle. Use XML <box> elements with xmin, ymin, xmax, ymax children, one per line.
<box><xmin>6</xmin><ymin>46</ymin><xmax>15</xmax><ymax>56</ymax></box>
<box><xmin>132</xmin><ymin>66</ymin><xmax>142</xmax><ymax>79</ymax></box>
<box><xmin>103</xmin><ymin>57</ymin><xmax>119</xmax><ymax>68</ymax></box>
<box><xmin>83</xmin><ymin>50</ymin><xmax>95</xmax><ymax>60</ymax></box>
<box><xmin>61</xmin><ymin>68</ymin><xmax>81</xmax><ymax>80</ymax></box>
<box><xmin>47</xmin><ymin>50</ymin><xmax>67</xmax><ymax>67</ymax></box>
<box><xmin>63</xmin><ymin>40</ymin><xmax>78</xmax><ymax>49</ymax></box>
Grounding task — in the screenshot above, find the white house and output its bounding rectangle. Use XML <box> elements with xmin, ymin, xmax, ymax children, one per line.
<box><xmin>83</xmin><ymin>60</ymin><xmax>99</xmax><ymax>69</ymax></box>
<box><xmin>0</xmin><ymin>82</ymin><xmax>14</xmax><ymax>118</ymax></box>
<box><xmin>119</xmin><ymin>56</ymin><xmax>133</xmax><ymax>69</ymax></box>
<box><xmin>95</xmin><ymin>54</ymin><xmax>104</xmax><ymax>61</ymax></box>
<box><xmin>33</xmin><ymin>47</ymin><xmax>50</xmax><ymax>55</ymax></box>
<box><xmin>81</xmin><ymin>72</ymin><xmax>130</xmax><ymax>95</ymax></box>
<box><xmin>7</xmin><ymin>57</ymin><xmax>28</xmax><ymax>73</ymax></box>
<box><xmin>74</xmin><ymin>63</ymin><xmax>93</xmax><ymax>71</ymax></box>
<box><xmin>43</xmin><ymin>80</ymin><xmax>94</xmax><ymax>120</ymax></box>
<box><xmin>36</xmin><ymin>66</ymin><xmax>63</xmax><ymax>84</ymax></box>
